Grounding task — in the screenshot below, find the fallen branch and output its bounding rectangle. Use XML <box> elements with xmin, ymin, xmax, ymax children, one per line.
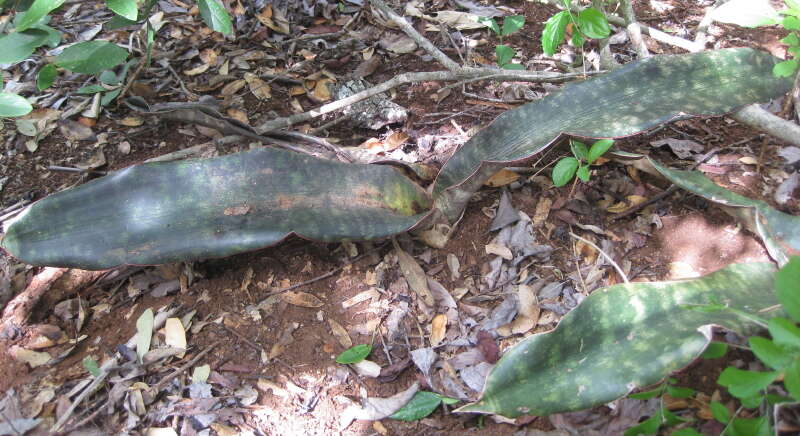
<box><xmin>619</xmin><ymin>0</ymin><xmax>650</xmax><ymax>58</ymax></box>
<box><xmin>255</xmin><ymin>69</ymin><xmax>593</xmax><ymax>134</ymax></box>
<box><xmin>731</xmin><ymin>104</ymin><xmax>800</xmax><ymax>147</ymax></box>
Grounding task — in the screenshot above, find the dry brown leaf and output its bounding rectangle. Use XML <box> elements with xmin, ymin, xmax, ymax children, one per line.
<box><xmin>342</xmin><ymin>288</ymin><xmax>379</xmax><ymax>308</ymax></box>
<box><xmin>485</xmin><ymin>243</ymin><xmax>513</xmax><ymax>260</ymax></box>
<box><xmin>517</xmin><ymin>284</ymin><xmax>540</xmax><ymax>320</ymax></box>
<box><xmin>9</xmin><ymin>345</ymin><xmax>51</xmax><ymax>367</ymax></box>
<box><xmin>352</xmin><ymin>359</ymin><xmax>382</xmax><ymax>378</ymax></box>
<box><xmin>485</xmin><ymin>168</ymin><xmax>520</xmax><ymax>187</ymax></box>
<box><xmin>532</xmin><ymin>197</ymin><xmax>552</xmax><ymax>228</ymax></box>
<box><xmin>220</xmin><ymin>79</ymin><xmax>246</xmax><ymax>96</ymax></box>
<box><xmin>430</xmin><ymin>313</ymin><xmax>447</xmax><ymax>346</ymax></box>
<box><xmin>199</xmin><ymin>48</ymin><xmax>217</xmax><ymax>65</ymax></box>
<box><xmin>606</xmin><ymin>195</ymin><xmax>648</xmax><ymax>213</ymax></box>
<box><xmin>289</xmin><ymin>86</ymin><xmax>306</xmax><ymax>96</ymax></box>
<box><xmin>328</xmin><ymin>318</ymin><xmax>352</xmax><ymax>348</ymax></box>
<box><xmin>268</xmin><ymin>322</ymin><xmax>298</xmax><ymax>359</ymax></box>
<box><xmin>384</xmin><ymin>131</ymin><xmax>409</xmax><ymax>151</ymax></box>
<box><xmin>244</xmin><ymin>72</ymin><xmax>271</xmax><ymax>100</ymax></box>
<box><xmin>226</xmin><ymin>108</ymin><xmax>249</xmax><ymax>124</ymax></box>
<box><xmin>290</xmin><ymin>98</ymin><xmax>304</xmax><ymax>113</ymax></box>
<box><xmin>739</xmin><ymin>156</ymin><xmax>758</xmax><ymax>165</ymax></box>
<box><xmin>184</xmin><ymin>63</ymin><xmax>210</xmax><ymax>76</ymax></box>
<box><xmin>59</xmin><ymin>119</ymin><xmax>94</xmax><ymax>141</ymax></box>
<box><xmin>209</xmin><ymin>423</ymin><xmax>237</xmax><ymax>436</ymax></box>
<box><xmin>373</xmin><ymin>421</ymin><xmax>389</xmax><ymax>436</ymax></box>
<box><xmin>281</xmin><ymin>291</ymin><xmax>324</xmax><ymax>308</ymax></box>
<box><xmin>313</xmin><ymin>78</ymin><xmax>334</xmax><ymax>101</ymax></box>
<box><xmin>395</xmin><ymin>246</ymin><xmax>435</xmax><ymax>306</ymax></box>
<box><xmin>118</xmin><ymin>116</ymin><xmax>143</xmax><ymax>127</ymax></box>
<box><xmin>164</xmin><ymin>318</ymin><xmax>187</xmax><ymax>358</ymax></box>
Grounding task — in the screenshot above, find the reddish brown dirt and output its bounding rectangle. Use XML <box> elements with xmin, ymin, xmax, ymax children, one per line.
<box><xmin>1</xmin><ymin>0</ymin><xmax>799</xmax><ymax>435</ymax></box>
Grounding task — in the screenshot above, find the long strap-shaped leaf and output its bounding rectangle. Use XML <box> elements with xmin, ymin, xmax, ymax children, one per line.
<box><xmin>1</xmin><ymin>148</ymin><xmax>431</xmax><ymax>269</ymax></box>
<box><xmin>457</xmin><ymin>262</ymin><xmax>779</xmax><ymax>417</ymax></box>
<box><xmin>647</xmin><ymin>158</ymin><xmax>800</xmax><ymax>266</ymax></box>
<box><xmin>433</xmin><ymin>48</ymin><xmax>792</xmax><ymax>218</ymax></box>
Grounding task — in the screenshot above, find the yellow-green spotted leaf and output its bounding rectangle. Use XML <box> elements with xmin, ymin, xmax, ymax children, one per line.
<box><xmin>456</xmin><ymin>263</ymin><xmax>780</xmax><ymax>417</ymax></box>
<box><xmin>1</xmin><ymin>148</ymin><xmax>430</xmax><ymax>269</ymax></box>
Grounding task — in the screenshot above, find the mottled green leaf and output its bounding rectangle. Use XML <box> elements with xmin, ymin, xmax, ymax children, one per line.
<box><xmin>749</xmin><ymin>336</ymin><xmax>792</xmax><ymax>369</ymax></box>
<box><xmin>55</xmin><ymin>41</ymin><xmax>128</xmax><ymax>74</ymax></box>
<box><xmin>710</xmin><ymin>401</ymin><xmax>729</xmax><ymax>423</ymax></box>
<box><xmin>136</xmin><ymin>308</ymin><xmax>154</xmax><ymax>363</ymax></box>
<box><xmin>0</xmin><ymin>29</ymin><xmax>50</xmax><ymax>64</ymax></box>
<box><xmin>0</xmin><ymin>93</ymin><xmax>32</xmax><ymax>117</ymax></box>
<box><xmin>390</xmin><ymin>391</ymin><xmax>443</xmax><ymax>421</ymax></box>
<box><xmin>336</xmin><ymin>344</ymin><xmax>372</xmax><ymax>364</ymax></box>
<box><xmin>434</xmin><ymin>49</ymin><xmax>793</xmax><ymax>220</ymax></box>
<box><xmin>197</xmin><ymin>0</ymin><xmax>232</xmax><ymax>35</ymax></box>
<box><xmin>701</xmin><ymin>342</ymin><xmax>728</xmax><ymax>359</ymax></box>
<box><xmin>777</xmin><ymin>256</ymin><xmax>800</xmax><ymax>321</ymax></box>
<box><xmin>106</xmin><ymin>0</ymin><xmax>137</xmax><ymax>20</ymax></box>
<box><xmin>576</xmin><ymin>8</ymin><xmax>610</xmax><ymax>39</ymax></box>
<box><xmin>501</xmin><ymin>15</ymin><xmax>525</xmax><ymax>36</ymax></box>
<box><xmin>541</xmin><ymin>11</ymin><xmax>570</xmax><ymax>56</ymax></box>
<box><xmin>768</xmin><ymin>318</ymin><xmax>800</xmax><ymax>349</ymax></box>
<box><xmin>1</xmin><ymin>148</ymin><xmax>430</xmax><ymax>269</ymax></box>
<box><xmin>647</xmin><ymin>158</ymin><xmax>800</xmax><ymax>266</ymax></box>
<box><xmin>588</xmin><ymin>139</ymin><xmax>614</xmax><ymax>164</ymax></box>
<box><xmin>717</xmin><ymin>367</ymin><xmax>779</xmax><ymax>399</ymax></box>
<box><xmin>552</xmin><ymin>157</ymin><xmax>578</xmax><ymax>187</ymax></box>
<box><xmin>456</xmin><ymin>263</ymin><xmax>780</xmax><ymax>417</ymax></box>
<box><xmin>36</xmin><ymin>64</ymin><xmax>56</xmax><ymax>91</ymax></box>
<box><xmin>15</xmin><ymin>0</ymin><xmax>64</xmax><ymax>31</ymax></box>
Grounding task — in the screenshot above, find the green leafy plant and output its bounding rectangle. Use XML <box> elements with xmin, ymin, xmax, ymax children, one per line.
<box><xmin>478</xmin><ymin>15</ymin><xmax>526</xmax><ymax>69</ymax></box>
<box><xmin>335</xmin><ymin>344</ymin><xmax>373</xmax><ymax>364</ymax></box>
<box><xmin>709</xmin><ymin>256</ymin><xmax>800</xmax><ymax>435</ymax></box>
<box><xmin>541</xmin><ymin>1</ymin><xmax>611</xmax><ymax>57</ymax></box>
<box><xmin>551</xmin><ymin>138</ymin><xmax>613</xmax><ymax>187</ymax></box>
<box><xmin>390</xmin><ymin>391</ymin><xmax>459</xmax><ymax>421</ymax></box>
<box><xmin>624</xmin><ymin>378</ymin><xmax>696</xmax><ymax>435</ymax></box>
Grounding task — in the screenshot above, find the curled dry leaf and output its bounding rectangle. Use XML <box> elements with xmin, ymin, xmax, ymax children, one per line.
<box><xmin>606</xmin><ymin>195</ymin><xmax>648</xmax><ymax>213</ymax></box>
<box><xmin>221</xmin><ymin>79</ymin><xmax>246</xmax><ymax>97</ymax></box>
<box><xmin>9</xmin><ymin>345</ymin><xmax>51</xmax><ymax>367</ymax></box>
<box><xmin>328</xmin><ymin>318</ymin><xmax>353</xmax><ymax>348</ymax></box>
<box><xmin>395</xmin><ymin>246</ymin><xmax>435</xmax><ymax>306</ymax></box>
<box><xmin>485</xmin><ymin>243</ymin><xmax>513</xmax><ymax>260</ymax></box>
<box><xmin>430</xmin><ymin>313</ymin><xmax>447</xmax><ymax>347</ymax></box>
<box><xmin>485</xmin><ymin>169</ymin><xmax>520</xmax><ymax>187</ymax></box>
<box><xmin>244</xmin><ymin>72</ymin><xmax>271</xmax><ymax>100</ymax></box>
<box><xmin>342</xmin><ymin>288</ymin><xmax>380</xmax><ymax>308</ymax></box>
<box><xmin>184</xmin><ymin>63</ymin><xmax>210</xmax><ymax>76</ymax></box>
<box><xmin>164</xmin><ymin>318</ymin><xmax>187</xmax><ymax>358</ymax></box>
<box><xmin>118</xmin><ymin>116</ymin><xmax>144</xmax><ymax>127</ymax></box>
<box><xmin>353</xmin><ymin>359</ymin><xmax>382</xmax><ymax>378</ymax></box>
<box><xmin>281</xmin><ymin>291</ymin><xmax>324</xmax><ymax>308</ymax></box>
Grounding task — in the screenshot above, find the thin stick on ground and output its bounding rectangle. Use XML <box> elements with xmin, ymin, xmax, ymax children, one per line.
<box><xmin>619</xmin><ymin>0</ymin><xmax>650</xmax><ymax>59</ymax></box>
<box><xmin>255</xmin><ymin>69</ymin><xmax>594</xmax><ymax>134</ymax></box>
<box><xmin>569</xmin><ymin>231</ymin><xmax>629</xmax><ymax>284</ymax></box>
<box><xmin>369</xmin><ymin>0</ymin><xmax>460</xmax><ymax>71</ymax></box>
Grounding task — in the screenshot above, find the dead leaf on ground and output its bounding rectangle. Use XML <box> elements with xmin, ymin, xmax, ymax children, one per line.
<box><xmin>269</xmin><ymin>322</ymin><xmax>299</xmax><ymax>360</ymax></box>
<box><xmin>395</xmin><ymin>246</ymin><xmax>435</xmax><ymax>306</ymax></box>
<box><xmin>221</xmin><ymin>79</ymin><xmax>246</xmax><ymax>97</ymax></box>
<box><xmin>606</xmin><ymin>195</ymin><xmax>647</xmax><ymax>213</ymax></box>
<box><xmin>59</xmin><ymin>119</ymin><xmax>95</xmax><ymax>141</ymax></box>
<box><xmin>244</xmin><ymin>72</ymin><xmax>271</xmax><ymax>100</ymax></box>
<box><xmin>164</xmin><ymin>318</ymin><xmax>187</xmax><ymax>358</ymax></box>
<box><xmin>533</xmin><ymin>197</ymin><xmax>553</xmax><ymax>227</ymax></box>
<box><xmin>485</xmin><ymin>169</ymin><xmax>520</xmax><ymax>187</ymax></box>
<box><xmin>430</xmin><ymin>313</ymin><xmax>447</xmax><ymax>346</ymax></box>
<box><xmin>485</xmin><ymin>243</ymin><xmax>513</xmax><ymax>260</ymax></box>
<box><xmin>9</xmin><ymin>345</ymin><xmax>51</xmax><ymax>367</ymax></box>
<box><xmin>342</xmin><ymin>288</ymin><xmax>379</xmax><ymax>308</ymax></box>
<box><xmin>281</xmin><ymin>291</ymin><xmax>324</xmax><ymax>308</ymax></box>
<box><xmin>328</xmin><ymin>318</ymin><xmax>352</xmax><ymax>348</ymax></box>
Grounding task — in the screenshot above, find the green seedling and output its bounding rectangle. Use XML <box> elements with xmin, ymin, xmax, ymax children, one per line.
<box><xmin>625</xmin><ymin>378</ymin><xmax>695</xmax><ymax>436</ymax></box>
<box><xmin>551</xmin><ymin>138</ymin><xmax>614</xmax><ymax>187</ymax></box>
<box><xmin>541</xmin><ymin>0</ymin><xmax>611</xmax><ymax>57</ymax></box>
<box><xmin>390</xmin><ymin>391</ymin><xmax>459</xmax><ymax>421</ymax></box>
<box><xmin>335</xmin><ymin>344</ymin><xmax>372</xmax><ymax>364</ymax></box>
<box><xmin>478</xmin><ymin>15</ymin><xmax>526</xmax><ymax>69</ymax></box>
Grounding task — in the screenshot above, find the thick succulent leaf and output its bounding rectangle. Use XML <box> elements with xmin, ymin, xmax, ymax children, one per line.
<box><xmin>433</xmin><ymin>48</ymin><xmax>792</xmax><ymax>199</ymax></box>
<box><xmin>647</xmin><ymin>158</ymin><xmax>800</xmax><ymax>266</ymax></box>
<box><xmin>1</xmin><ymin>148</ymin><xmax>430</xmax><ymax>269</ymax></box>
<box><xmin>457</xmin><ymin>262</ymin><xmax>779</xmax><ymax>417</ymax></box>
